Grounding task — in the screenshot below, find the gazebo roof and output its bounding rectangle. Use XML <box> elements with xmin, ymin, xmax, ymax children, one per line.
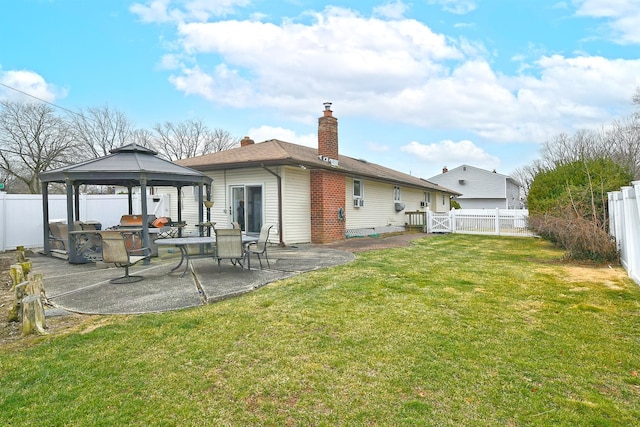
<box><xmin>40</xmin><ymin>143</ymin><xmax>212</xmax><ymax>187</ymax></box>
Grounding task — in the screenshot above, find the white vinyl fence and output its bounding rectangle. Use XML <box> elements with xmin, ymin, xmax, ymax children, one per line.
<box><xmin>0</xmin><ymin>193</ymin><xmax>171</xmax><ymax>252</ymax></box>
<box><xmin>425</xmin><ymin>208</ymin><xmax>533</xmax><ymax>237</ymax></box>
<box><xmin>608</xmin><ymin>181</ymin><xmax>640</xmax><ymax>285</ymax></box>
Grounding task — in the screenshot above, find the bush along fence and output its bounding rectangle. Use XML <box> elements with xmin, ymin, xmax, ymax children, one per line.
<box><xmin>7</xmin><ymin>247</ymin><xmax>48</xmax><ymax>336</ymax></box>
<box><xmin>406</xmin><ymin>209</ymin><xmax>533</xmax><ymax>237</ymax></box>
<box><xmin>608</xmin><ymin>181</ymin><xmax>640</xmax><ymax>286</ymax></box>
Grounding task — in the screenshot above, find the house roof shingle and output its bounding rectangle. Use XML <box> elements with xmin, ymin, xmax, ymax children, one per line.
<box><xmin>176</xmin><ymin>139</ymin><xmax>459</xmax><ymax>194</ymax></box>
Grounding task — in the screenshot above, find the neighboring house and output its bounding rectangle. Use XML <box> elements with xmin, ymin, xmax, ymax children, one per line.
<box><xmin>162</xmin><ymin>104</ymin><xmax>458</xmax><ymax>245</ymax></box>
<box><xmin>427</xmin><ymin>165</ymin><xmax>523</xmax><ymax>209</ymax></box>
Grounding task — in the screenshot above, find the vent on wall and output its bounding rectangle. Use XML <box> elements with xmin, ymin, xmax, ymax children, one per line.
<box><xmin>459</xmin><ymin>179</ymin><xmax>465</xmax><ymax>184</ymax></box>
<box><xmin>353</xmin><ymin>198</ymin><xmax>365</xmax><ymax>208</ymax></box>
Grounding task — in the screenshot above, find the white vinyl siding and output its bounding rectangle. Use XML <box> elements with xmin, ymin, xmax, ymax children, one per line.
<box><xmin>282</xmin><ymin>166</ymin><xmax>311</xmax><ymax>244</ymax></box>
<box><xmin>346</xmin><ymin>178</ymin><xmax>426</xmax><ymax>228</ymax></box>
<box><xmin>429</xmin><ymin>165</ymin><xmax>520</xmax><ymax>209</ymax></box>
<box><xmin>159</xmin><ymin>169</ymin><xmax>277</xmax><ymax>236</ymax></box>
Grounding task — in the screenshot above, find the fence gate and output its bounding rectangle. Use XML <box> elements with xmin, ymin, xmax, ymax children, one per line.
<box><xmin>428</xmin><ymin>212</ymin><xmax>452</xmax><ymax>233</ymax></box>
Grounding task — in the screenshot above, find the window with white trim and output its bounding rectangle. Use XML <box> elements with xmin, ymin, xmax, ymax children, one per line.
<box><xmin>353</xmin><ymin>179</ymin><xmax>363</xmax><ymax>198</ymax></box>
<box><xmin>393</xmin><ymin>186</ymin><xmax>401</xmax><ymax>201</ymax></box>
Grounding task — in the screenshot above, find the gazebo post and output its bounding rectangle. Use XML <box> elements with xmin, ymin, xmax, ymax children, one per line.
<box><xmin>197</xmin><ymin>183</ymin><xmax>204</xmax><ymax>237</ymax></box>
<box><xmin>140</xmin><ymin>176</ymin><xmax>150</xmax><ymax>265</ymax></box>
<box><xmin>42</xmin><ymin>182</ymin><xmax>50</xmax><ymax>255</ymax></box>
<box><xmin>127</xmin><ymin>186</ymin><xmax>134</xmax><ymax>214</ymax></box>
<box><xmin>206</xmin><ymin>184</ymin><xmax>212</xmax><ymax>237</ymax></box>
<box><xmin>177</xmin><ymin>185</ymin><xmax>183</xmax><ymax>237</ymax></box>
<box><xmin>74</xmin><ymin>185</ymin><xmax>81</xmax><ymax>221</ymax></box>
<box><xmin>65</xmin><ymin>179</ymin><xmax>77</xmax><ymax>263</ymax></box>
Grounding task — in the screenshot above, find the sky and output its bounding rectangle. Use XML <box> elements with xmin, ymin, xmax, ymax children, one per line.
<box><xmin>1</xmin><ymin>0</ymin><xmax>639</xmax><ymax>180</ymax></box>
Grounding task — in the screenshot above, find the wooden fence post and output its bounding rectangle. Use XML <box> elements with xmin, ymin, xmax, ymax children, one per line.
<box><xmin>8</xmin><ymin>280</ymin><xmax>28</xmax><ymax>322</ymax></box>
<box><xmin>21</xmin><ymin>294</ymin><xmax>47</xmax><ymax>336</ymax></box>
<box><xmin>9</xmin><ymin>264</ymin><xmax>24</xmax><ymax>292</ymax></box>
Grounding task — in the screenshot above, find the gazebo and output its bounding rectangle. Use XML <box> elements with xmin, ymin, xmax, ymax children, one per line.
<box><xmin>39</xmin><ymin>143</ymin><xmax>213</xmax><ymax>264</ymax></box>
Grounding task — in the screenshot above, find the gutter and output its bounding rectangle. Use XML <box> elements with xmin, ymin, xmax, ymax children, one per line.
<box><xmin>261</xmin><ymin>164</ymin><xmax>285</xmax><ymax>246</ymax></box>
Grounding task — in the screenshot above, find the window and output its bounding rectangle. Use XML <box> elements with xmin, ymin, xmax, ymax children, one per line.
<box><xmin>442</xmin><ymin>194</ymin><xmax>446</xmax><ymax>205</ymax></box>
<box><xmin>353</xmin><ymin>179</ymin><xmax>363</xmax><ymax>198</ymax></box>
<box><xmin>425</xmin><ymin>192</ymin><xmax>431</xmax><ymax>204</ymax></box>
<box><xmin>393</xmin><ymin>186</ymin><xmax>401</xmax><ymax>201</ymax></box>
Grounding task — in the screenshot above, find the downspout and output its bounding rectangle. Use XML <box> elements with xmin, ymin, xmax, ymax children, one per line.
<box><xmin>261</xmin><ymin>164</ymin><xmax>284</xmax><ymax>246</ymax></box>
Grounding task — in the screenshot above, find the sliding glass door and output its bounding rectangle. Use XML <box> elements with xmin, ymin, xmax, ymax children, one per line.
<box><xmin>230</xmin><ymin>185</ymin><xmax>263</xmax><ymax>233</ymax></box>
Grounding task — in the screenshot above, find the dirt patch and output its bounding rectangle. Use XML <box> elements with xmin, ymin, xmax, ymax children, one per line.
<box><xmin>0</xmin><ymin>251</ymin><xmax>94</xmax><ymax>349</ymax></box>
<box><xmin>559</xmin><ymin>264</ymin><xmax>630</xmax><ymax>290</ymax></box>
<box><xmin>318</xmin><ymin>231</ymin><xmax>429</xmax><ymax>253</ymax></box>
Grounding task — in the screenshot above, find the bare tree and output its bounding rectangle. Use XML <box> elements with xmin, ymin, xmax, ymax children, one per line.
<box><xmin>606</xmin><ymin>115</ymin><xmax>640</xmax><ymax>179</ymax></box>
<box><xmin>153</xmin><ymin>119</ymin><xmax>238</xmax><ymax>160</ymax></box>
<box><xmin>69</xmin><ymin>105</ymin><xmax>133</xmax><ymax>159</ymax></box>
<box><xmin>0</xmin><ymin>101</ymin><xmax>76</xmax><ymax>193</ymax></box>
<box><xmin>130</xmin><ymin>128</ymin><xmax>155</xmax><ymax>148</ymax></box>
<box><xmin>209</xmin><ymin>127</ymin><xmax>239</xmax><ymax>152</ymax></box>
<box><xmin>511</xmin><ymin>161</ymin><xmax>545</xmax><ymax>202</ymax></box>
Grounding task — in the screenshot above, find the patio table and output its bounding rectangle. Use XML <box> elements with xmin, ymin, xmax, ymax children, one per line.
<box><xmin>156</xmin><ymin>235</ymin><xmax>259</xmax><ymax>277</ymax></box>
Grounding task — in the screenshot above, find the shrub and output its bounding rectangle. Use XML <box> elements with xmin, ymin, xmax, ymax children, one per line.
<box><xmin>529</xmin><ymin>210</ymin><xmax>619</xmax><ymax>263</ymax></box>
<box><xmin>527</xmin><ymin>158</ymin><xmax>630</xmax><ymax>263</ymax></box>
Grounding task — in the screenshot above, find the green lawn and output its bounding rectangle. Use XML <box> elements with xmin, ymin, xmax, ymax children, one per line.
<box><xmin>2</xmin><ymin>234</ymin><xmax>639</xmax><ymax>426</ymax></box>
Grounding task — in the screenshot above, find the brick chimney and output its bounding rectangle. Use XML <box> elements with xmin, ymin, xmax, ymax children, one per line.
<box><xmin>310</xmin><ymin>103</ymin><xmax>346</xmax><ymax>244</ymax></box>
<box><xmin>318</xmin><ymin>102</ymin><xmax>338</xmax><ymax>160</ymax></box>
<box><xmin>240</xmin><ymin>136</ymin><xmax>255</xmax><ymax>147</ymax></box>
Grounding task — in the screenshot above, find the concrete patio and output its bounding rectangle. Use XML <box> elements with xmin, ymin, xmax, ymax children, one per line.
<box><xmin>33</xmin><ymin>244</ymin><xmax>355</xmax><ymax>315</ymax></box>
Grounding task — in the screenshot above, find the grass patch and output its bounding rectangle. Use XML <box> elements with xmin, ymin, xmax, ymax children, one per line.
<box><xmin>1</xmin><ymin>234</ymin><xmax>639</xmax><ymax>425</ymax></box>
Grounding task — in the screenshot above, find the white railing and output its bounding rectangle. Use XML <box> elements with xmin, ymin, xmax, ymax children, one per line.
<box><xmin>608</xmin><ymin>181</ymin><xmax>640</xmax><ymax>285</ymax></box>
<box><xmin>425</xmin><ymin>209</ymin><xmax>533</xmax><ymax>237</ymax></box>
<box><xmin>0</xmin><ymin>193</ymin><xmax>171</xmax><ymax>252</ymax></box>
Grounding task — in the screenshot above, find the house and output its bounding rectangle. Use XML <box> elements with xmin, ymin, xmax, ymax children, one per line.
<box><xmin>427</xmin><ymin>165</ymin><xmax>523</xmax><ymax>209</ymax></box>
<box><xmin>165</xmin><ymin>104</ymin><xmax>459</xmax><ymax>245</ymax></box>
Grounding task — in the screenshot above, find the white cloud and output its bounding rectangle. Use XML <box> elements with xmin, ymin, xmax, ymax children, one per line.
<box><xmin>130</xmin><ymin>0</ymin><xmax>177</xmax><ymax>23</ymax></box>
<box><xmin>574</xmin><ymin>0</ymin><xmax>640</xmax><ymax>44</ymax></box>
<box><xmin>0</xmin><ymin>69</ymin><xmax>62</xmax><ymax>103</ymax></box>
<box><xmin>247</xmin><ymin>125</ymin><xmax>316</xmax><ymax>147</ymax></box>
<box><xmin>373</xmin><ymin>1</ymin><xmax>410</xmax><ymax>19</ymax></box>
<box><xmin>140</xmin><ymin>4</ymin><xmax>640</xmax><ymax>146</ymax></box>
<box><xmin>427</xmin><ymin>0</ymin><xmax>477</xmax><ymax>15</ymax></box>
<box><xmin>130</xmin><ymin>0</ymin><xmax>250</xmax><ymax>23</ymax></box>
<box><xmin>401</xmin><ymin>139</ymin><xmax>500</xmax><ymax>173</ymax></box>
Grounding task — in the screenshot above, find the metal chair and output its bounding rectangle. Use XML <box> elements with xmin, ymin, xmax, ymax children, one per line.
<box><xmin>99</xmin><ymin>231</ymin><xmax>151</xmax><ymax>284</ymax></box>
<box><xmin>246</xmin><ymin>224</ymin><xmax>273</xmax><ymax>269</ymax></box>
<box><xmin>214</xmin><ymin>228</ymin><xmax>245</xmax><ymax>273</ymax></box>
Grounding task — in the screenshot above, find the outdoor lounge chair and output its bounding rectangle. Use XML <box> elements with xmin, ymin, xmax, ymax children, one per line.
<box><xmin>48</xmin><ymin>222</ymin><xmax>69</xmax><ymax>253</ymax></box>
<box><xmin>214</xmin><ymin>228</ymin><xmax>245</xmax><ymax>273</ymax></box>
<box><xmin>99</xmin><ymin>230</ymin><xmax>151</xmax><ymax>284</ymax></box>
<box><xmin>246</xmin><ymin>224</ymin><xmax>273</xmax><ymax>269</ymax></box>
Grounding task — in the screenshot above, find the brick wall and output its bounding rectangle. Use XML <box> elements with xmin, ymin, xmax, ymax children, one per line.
<box><xmin>310</xmin><ymin>169</ymin><xmax>346</xmax><ymax>243</ymax></box>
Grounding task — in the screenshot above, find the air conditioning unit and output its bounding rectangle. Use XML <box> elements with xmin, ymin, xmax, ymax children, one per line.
<box><xmin>353</xmin><ymin>198</ymin><xmax>365</xmax><ymax>208</ymax></box>
<box><xmin>420</xmin><ymin>201</ymin><xmax>426</xmax><ymax>208</ymax></box>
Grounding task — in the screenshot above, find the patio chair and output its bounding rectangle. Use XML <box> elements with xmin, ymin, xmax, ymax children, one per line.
<box><xmin>245</xmin><ymin>224</ymin><xmax>273</xmax><ymax>269</ymax></box>
<box><xmin>214</xmin><ymin>228</ymin><xmax>245</xmax><ymax>273</ymax></box>
<box><xmin>99</xmin><ymin>231</ymin><xmax>151</xmax><ymax>284</ymax></box>
<box><xmin>48</xmin><ymin>222</ymin><xmax>69</xmax><ymax>252</ymax></box>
